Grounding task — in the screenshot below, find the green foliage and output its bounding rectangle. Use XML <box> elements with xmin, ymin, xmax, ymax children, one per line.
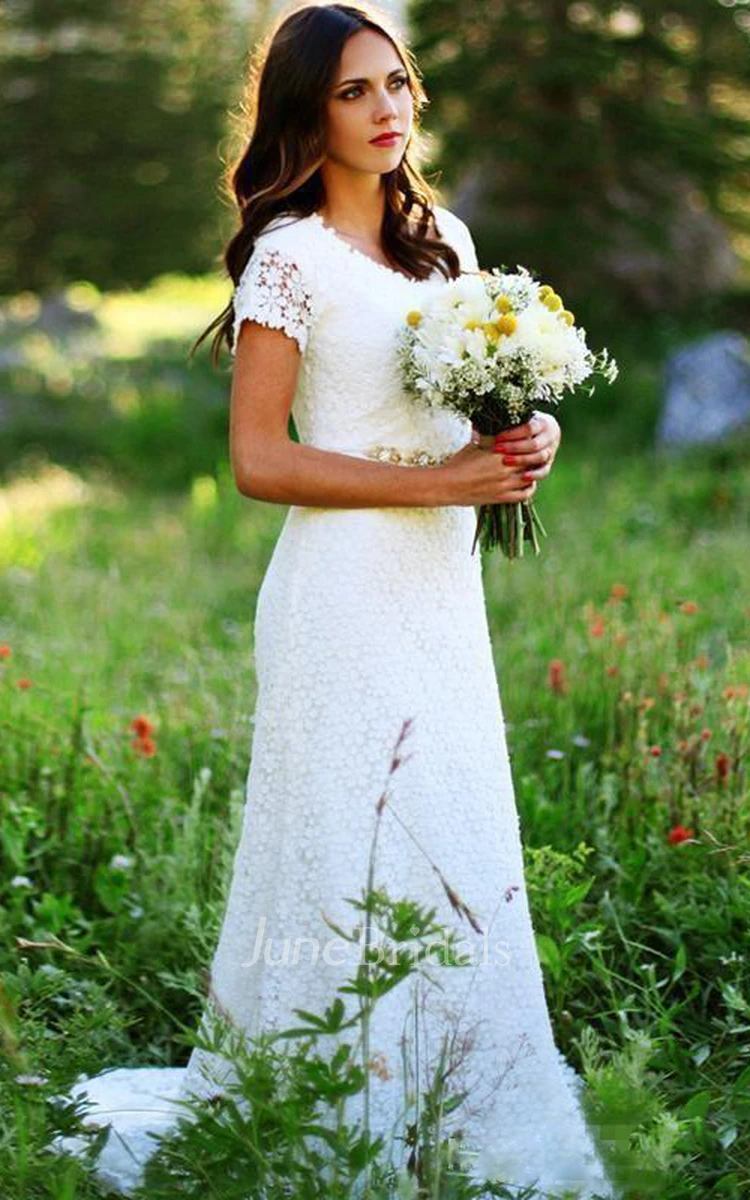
<box><xmin>409</xmin><ymin>0</ymin><xmax>750</xmax><ymax>315</ymax></box>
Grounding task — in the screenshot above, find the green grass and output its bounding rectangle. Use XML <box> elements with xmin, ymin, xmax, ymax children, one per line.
<box><xmin>0</xmin><ymin>441</ymin><xmax>748</xmax><ymax>1198</ymax></box>
<box><xmin>0</xmin><ymin>285</ymin><xmax>749</xmax><ymax>1196</ymax></box>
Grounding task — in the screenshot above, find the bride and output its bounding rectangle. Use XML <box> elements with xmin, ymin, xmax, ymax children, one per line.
<box><xmin>51</xmin><ymin>4</ymin><xmax>617</xmax><ymax>1197</ymax></box>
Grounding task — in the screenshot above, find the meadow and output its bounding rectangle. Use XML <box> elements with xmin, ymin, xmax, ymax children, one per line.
<box><xmin>0</xmin><ymin>277</ymin><xmax>748</xmax><ymax>1198</ymax></box>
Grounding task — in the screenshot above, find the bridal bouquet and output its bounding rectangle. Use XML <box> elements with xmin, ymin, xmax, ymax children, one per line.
<box><xmin>397</xmin><ymin>265</ymin><xmax>619</xmax><ymax>559</ymax></box>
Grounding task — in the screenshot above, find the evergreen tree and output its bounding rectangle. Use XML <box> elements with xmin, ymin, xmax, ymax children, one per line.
<box><xmin>0</xmin><ymin>0</ymin><xmax>241</xmax><ymax>292</ymax></box>
<box><xmin>408</xmin><ymin>0</ymin><xmax>750</xmax><ymax>311</ymax></box>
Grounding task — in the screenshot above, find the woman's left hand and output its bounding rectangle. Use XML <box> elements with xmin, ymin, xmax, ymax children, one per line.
<box><xmin>472</xmin><ymin>411</ymin><xmax>561</xmax><ymax>480</ymax></box>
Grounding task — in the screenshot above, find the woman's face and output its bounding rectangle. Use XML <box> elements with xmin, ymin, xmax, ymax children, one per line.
<box><xmin>326</xmin><ymin>28</ymin><xmax>414</xmax><ymax>174</ymax></box>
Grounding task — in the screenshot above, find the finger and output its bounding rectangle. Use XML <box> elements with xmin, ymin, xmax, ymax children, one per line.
<box><xmin>504</xmin><ymin>484</ymin><xmax>537</xmax><ymax>501</ymax></box>
<box><xmin>520</xmin><ymin>464</ymin><xmax>551</xmax><ymax>481</ymax></box>
<box><xmin>495</xmin><ymin>424</ymin><xmax>531</xmax><ymax>442</ymax></box>
<box><xmin>494</xmin><ymin>444</ymin><xmax>554</xmax><ymax>467</ymax></box>
<box><xmin>499</xmin><ymin>414</ymin><xmax>546</xmax><ymax>439</ymax></box>
<box><xmin>492</xmin><ymin>441</ymin><xmax>535</xmax><ymax>458</ymax></box>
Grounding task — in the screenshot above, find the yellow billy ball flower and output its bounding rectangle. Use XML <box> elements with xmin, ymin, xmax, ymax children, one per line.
<box><xmin>544</xmin><ymin>292</ymin><xmax>563</xmax><ymax>312</ymax></box>
<box><xmin>493</xmin><ymin>294</ymin><xmax>513</xmax><ymax>314</ymax></box>
<box><xmin>538</xmin><ymin>284</ymin><xmax>554</xmax><ymax>300</ymax></box>
<box><xmin>496</xmin><ymin>313</ymin><xmax>517</xmax><ymax>335</ymax></box>
<box><xmin>560</xmin><ymin>310</ymin><xmax>575</xmax><ymax>326</ymax></box>
<box><xmin>406</xmin><ymin>310</ymin><xmax>422</xmax><ymax>327</ymax></box>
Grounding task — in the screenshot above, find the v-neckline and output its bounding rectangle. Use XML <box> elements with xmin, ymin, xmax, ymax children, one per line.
<box><xmin>307</xmin><ymin>211</ymin><xmax>437</xmax><ymax>284</ymax></box>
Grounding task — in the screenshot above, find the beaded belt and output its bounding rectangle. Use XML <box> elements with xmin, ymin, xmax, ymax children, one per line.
<box><xmin>365</xmin><ymin>443</ymin><xmax>453</xmax><ymax>468</ymax></box>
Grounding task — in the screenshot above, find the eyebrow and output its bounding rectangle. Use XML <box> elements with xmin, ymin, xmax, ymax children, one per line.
<box><xmin>335</xmin><ymin>68</ymin><xmax>405</xmax><ymax>86</ymax></box>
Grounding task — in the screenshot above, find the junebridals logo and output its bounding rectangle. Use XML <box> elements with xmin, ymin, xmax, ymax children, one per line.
<box><xmin>241</xmin><ymin>915</ymin><xmax>512</xmax><ymax>970</ymax></box>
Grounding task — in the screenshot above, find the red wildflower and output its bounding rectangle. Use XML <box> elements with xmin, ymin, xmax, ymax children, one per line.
<box><xmin>715</xmin><ymin>752</ymin><xmax>731</xmax><ymax>784</ymax></box>
<box><xmin>17</xmin><ymin>678</ymin><xmax>32</xmax><ymax>689</ymax></box>
<box><xmin>649</xmin><ymin>745</ymin><xmax>661</xmax><ymax>757</ymax></box>
<box><xmin>589</xmin><ymin>617</ymin><xmax>606</xmax><ymax>638</ymax></box>
<box><xmin>547</xmin><ymin>659</ymin><xmax>567</xmax><ymax>695</ymax></box>
<box><xmin>610</xmin><ymin>584</ymin><xmax>628</xmax><ymax>601</ymax></box>
<box><xmin>132</xmin><ymin>736</ymin><xmax>157</xmax><ymax>757</ymax></box>
<box><xmin>680</xmin><ymin>601</ymin><xmax>699</xmax><ymax>615</ymax></box>
<box><xmin>606</xmin><ymin>665</ymin><xmax>618</xmax><ymax>677</ymax></box>
<box><xmin>0</xmin><ymin>644</ymin><xmax>11</xmax><ymax>659</ymax></box>
<box><xmin>693</xmin><ymin>654</ymin><xmax>710</xmax><ymax>670</ymax></box>
<box><xmin>700</xmin><ymin>728</ymin><xmax>711</xmax><ymax>741</ymax></box>
<box><xmin>667</xmin><ymin>824</ymin><xmax>695</xmax><ymax>845</ymax></box>
<box><xmin>130</xmin><ymin>715</ymin><xmax>155</xmax><ymax>738</ymax></box>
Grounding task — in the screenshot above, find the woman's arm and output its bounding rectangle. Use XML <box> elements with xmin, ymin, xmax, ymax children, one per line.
<box><xmin>231</xmin><ymin>321</ymin><xmax>447</xmax><ymax>508</ymax></box>
<box><xmin>231</xmin><ymin>321</ymin><xmax>548</xmax><ymax>509</ymax></box>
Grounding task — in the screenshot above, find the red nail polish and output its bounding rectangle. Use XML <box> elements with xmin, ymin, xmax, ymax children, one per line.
<box><xmin>502</xmin><ymin>455</ymin><xmax>516</xmax><ymax>464</ymax></box>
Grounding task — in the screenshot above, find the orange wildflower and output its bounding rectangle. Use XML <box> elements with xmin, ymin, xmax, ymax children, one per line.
<box><xmin>132</xmin><ymin>736</ymin><xmax>157</xmax><ymax>757</ymax></box>
<box><xmin>0</xmin><ymin>644</ymin><xmax>11</xmax><ymax>659</ymax></box>
<box><xmin>547</xmin><ymin>659</ymin><xmax>567</xmax><ymax>694</ymax></box>
<box><xmin>17</xmin><ymin>678</ymin><xmax>32</xmax><ymax>689</ymax></box>
<box><xmin>130</xmin><ymin>715</ymin><xmax>155</xmax><ymax>738</ymax></box>
<box><xmin>680</xmin><ymin>601</ymin><xmax>699</xmax><ymax>615</ymax></box>
<box><xmin>610</xmin><ymin>584</ymin><xmax>628</xmax><ymax>601</ymax></box>
<box><xmin>589</xmin><ymin>617</ymin><xmax>606</xmax><ymax>637</ymax></box>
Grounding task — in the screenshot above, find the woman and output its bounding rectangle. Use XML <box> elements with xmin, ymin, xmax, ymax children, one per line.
<box><xmin>52</xmin><ymin>4</ymin><xmax>616</xmax><ymax>1197</ymax></box>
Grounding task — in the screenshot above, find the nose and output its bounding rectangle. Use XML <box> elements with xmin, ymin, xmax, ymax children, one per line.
<box><xmin>373</xmin><ymin>87</ymin><xmax>400</xmax><ymax>122</ymax></box>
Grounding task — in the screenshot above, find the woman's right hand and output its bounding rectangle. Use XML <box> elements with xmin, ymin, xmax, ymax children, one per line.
<box><xmin>438</xmin><ymin>434</ymin><xmax>538</xmax><ymax>506</ymax></box>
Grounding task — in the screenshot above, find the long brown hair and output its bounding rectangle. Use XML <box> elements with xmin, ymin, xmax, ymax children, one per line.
<box><xmin>191</xmin><ymin>1</ymin><xmax>462</xmax><ymax>367</ymax></box>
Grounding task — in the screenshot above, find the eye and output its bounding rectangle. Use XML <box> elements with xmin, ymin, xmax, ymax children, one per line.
<box><xmin>339</xmin><ymin>75</ymin><xmax>409</xmax><ymax>100</ymax></box>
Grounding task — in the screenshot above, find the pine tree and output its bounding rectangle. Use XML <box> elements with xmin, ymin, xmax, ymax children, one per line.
<box><xmin>408</xmin><ymin>0</ymin><xmax>750</xmax><ymax>312</ymax></box>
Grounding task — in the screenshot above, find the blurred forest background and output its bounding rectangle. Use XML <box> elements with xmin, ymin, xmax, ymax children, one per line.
<box><xmin>2</xmin><ymin>0</ymin><xmax>750</xmax><ymax>476</ymax></box>
<box><xmin>1</xmin><ymin>4</ymin><xmax>750</xmax><ymax>1199</ymax></box>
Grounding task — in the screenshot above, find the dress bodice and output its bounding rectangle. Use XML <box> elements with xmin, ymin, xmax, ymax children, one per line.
<box><xmin>231</xmin><ymin>205</ymin><xmax>480</xmax><ymax>461</ymax></box>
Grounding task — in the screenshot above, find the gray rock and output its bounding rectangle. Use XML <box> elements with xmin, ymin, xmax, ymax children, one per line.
<box><xmin>656</xmin><ymin>330</ymin><xmax>750</xmax><ymax>449</ymax></box>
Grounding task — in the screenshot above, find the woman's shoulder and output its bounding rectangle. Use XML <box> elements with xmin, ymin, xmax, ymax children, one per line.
<box><xmin>430</xmin><ymin>204</ymin><xmax>478</xmax><ymax>272</ymax></box>
<box><xmin>431</xmin><ymin>203</ymin><xmax>470</xmax><ymax>244</ymax></box>
<box><xmin>252</xmin><ymin>210</ymin><xmax>315</xmax><ymax>260</ymax></box>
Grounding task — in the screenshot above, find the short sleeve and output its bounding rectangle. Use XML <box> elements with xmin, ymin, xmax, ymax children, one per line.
<box><xmin>231</xmin><ymin>243</ymin><xmax>315</xmax><ymax>356</ymax></box>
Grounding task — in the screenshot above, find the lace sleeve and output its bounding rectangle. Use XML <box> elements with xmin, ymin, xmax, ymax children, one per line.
<box><xmin>231</xmin><ymin>244</ymin><xmax>315</xmax><ymax>356</ymax></box>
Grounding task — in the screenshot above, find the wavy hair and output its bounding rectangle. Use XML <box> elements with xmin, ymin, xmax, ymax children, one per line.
<box><xmin>191</xmin><ymin>1</ymin><xmax>462</xmax><ymax>366</ymax></box>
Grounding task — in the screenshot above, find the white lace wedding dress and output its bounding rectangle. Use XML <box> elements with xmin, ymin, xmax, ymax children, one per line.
<box><xmin>49</xmin><ymin>206</ymin><xmax>617</xmax><ymax>1198</ymax></box>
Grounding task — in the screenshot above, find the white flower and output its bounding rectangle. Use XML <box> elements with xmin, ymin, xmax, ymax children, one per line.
<box><xmin>109</xmin><ymin>854</ymin><xmax>134</xmax><ymax>871</ymax></box>
<box><xmin>11</xmin><ymin>875</ymin><xmax>33</xmax><ymax>888</ymax></box>
<box><xmin>545</xmin><ymin>748</ymin><xmax>566</xmax><ymax>759</ymax></box>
